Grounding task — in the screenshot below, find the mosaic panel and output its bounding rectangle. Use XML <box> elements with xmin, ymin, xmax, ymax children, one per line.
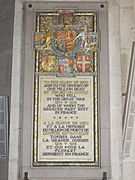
<box><xmin>33</xmin><ymin>11</ymin><xmax>99</xmax><ymax>166</ymax></box>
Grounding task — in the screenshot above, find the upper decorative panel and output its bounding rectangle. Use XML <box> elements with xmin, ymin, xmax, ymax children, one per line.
<box><xmin>34</xmin><ymin>11</ymin><xmax>98</xmax><ymax>76</ymax></box>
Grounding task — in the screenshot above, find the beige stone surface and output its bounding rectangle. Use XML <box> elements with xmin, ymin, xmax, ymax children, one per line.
<box><xmin>120</xmin><ymin>7</ymin><xmax>135</xmax><ymax>49</ymax></box>
<box><xmin>120</xmin><ymin>0</ymin><xmax>134</xmax><ymax>7</ymax></box>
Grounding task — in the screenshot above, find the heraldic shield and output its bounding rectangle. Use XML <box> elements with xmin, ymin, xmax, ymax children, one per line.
<box><xmin>54</xmin><ymin>30</ymin><xmax>77</xmax><ymax>53</ymax></box>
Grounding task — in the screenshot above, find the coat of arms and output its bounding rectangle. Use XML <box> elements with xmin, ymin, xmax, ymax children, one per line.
<box><xmin>87</xmin><ymin>32</ymin><xmax>99</xmax><ymax>52</ymax></box>
<box><xmin>41</xmin><ymin>55</ymin><xmax>57</xmax><ymax>72</ymax></box>
<box><xmin>52</xmin><ymin>28</ymin><xmax>79</xmax><ymax>56</ymax></box>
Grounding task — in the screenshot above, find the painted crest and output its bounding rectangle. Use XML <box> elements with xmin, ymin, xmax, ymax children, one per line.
<box><xmin>87</xmin><ymin>32</ymin><xmax>99</xmax><ymax>52</ymax></box>
<box><xmin>59</xmin><ymin>12</ymin><xmax>75</xmax><ymax>25</ymax></box>
<box><xmin>53</xmin><ymin>30</ymin><xmax>77</xmax><ymax>53</ymax></box>
<box><xmin>76</xmin><ymin>55</ymin><xmax>93</xmax><ymax>73</ymax></box>
<box><xmin>58</xmin><ymin>57</ymin><xmax>77</xmax><ymax>74</ymax></box>
<box><xmin>41</xmin><ymin>55</ymin><xmax>57</xmax><ymax>72</ymax></box>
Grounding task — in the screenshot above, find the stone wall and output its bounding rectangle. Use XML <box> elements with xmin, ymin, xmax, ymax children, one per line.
<box><xmin>120</xmin><ymin>0</ymin><xmax>135</xmax><ymax>110</ymax></box>
<box><xmin>0</xmin><ymin>0</ymin><xmax>15</xmax><ymax>180</ymax></box>
<box><xmin>120</xmin><ymin>0</ymin><xmax>135</xmax><ymax>180</ymax></box>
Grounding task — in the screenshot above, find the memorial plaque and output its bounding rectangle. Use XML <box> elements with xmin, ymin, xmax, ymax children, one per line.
<box><xmin>33</xmin><ymin>11</ymin><xmax>99</xmax><ymax>166</ymax></box>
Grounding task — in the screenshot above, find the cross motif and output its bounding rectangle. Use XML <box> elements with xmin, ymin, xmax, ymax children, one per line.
<box><xmin>77</xmin><ymin>55</ymin><xmax>92</xmax><ymax>72</ymax></box>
